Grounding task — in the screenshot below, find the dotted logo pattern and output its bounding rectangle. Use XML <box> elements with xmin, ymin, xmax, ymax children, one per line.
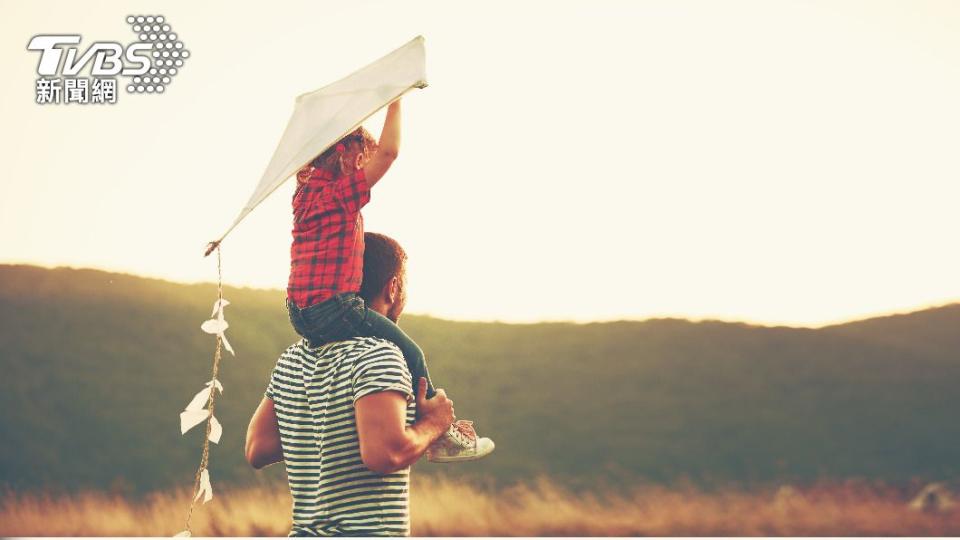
<box><xmin>124</xmin><ymin>15</ymin><xmax>189</xmax><ymax>94</ymax></box>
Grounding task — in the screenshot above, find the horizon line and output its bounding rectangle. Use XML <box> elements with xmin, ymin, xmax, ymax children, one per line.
<box><xmin>2</xmin><ymin>260</ymin><xmax>957</xmax><ymax>330</ymax></box>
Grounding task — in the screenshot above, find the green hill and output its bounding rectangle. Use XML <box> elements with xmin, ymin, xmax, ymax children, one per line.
<box><xmin>1</xmin><ymin>264</ymin><xmax>958</xmax><ymax>495</ymax></box>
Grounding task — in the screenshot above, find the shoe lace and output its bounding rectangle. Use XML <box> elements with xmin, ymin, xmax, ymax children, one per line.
<box><xmin>451</xmin><ymin>420</ymin><xmax>476</xmax><ymax>442</ymax></box>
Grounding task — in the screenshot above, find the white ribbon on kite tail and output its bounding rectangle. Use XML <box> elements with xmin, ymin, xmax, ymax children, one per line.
<box><xmin>172</xmin><ymin>469</ymin><xmax>213</xmax><ymax>536</ymax></box>
<box><xmin>194</xmin><ymin>468</ymin><xmax>214</xmax><ymax>504</ymax></box>
<box><xmin>180</xmin><ymin>378</ymin><xmax>224</xmax><ymax>444</ymax></box>
<box><xmin>200</xmin><ymin>298</ymin><xmax>234</xmax><ymax>355</ymax></box>
<box><xmin>204</xmin><ymin>35</ymin><xmax>429</xmax><ymax>256</ymax></box>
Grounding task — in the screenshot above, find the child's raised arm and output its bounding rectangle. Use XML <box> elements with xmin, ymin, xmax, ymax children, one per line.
<box><xmin>362</xmin><ymin>99</ymin><xmax>401</xmax><ymax>188</ymax></box>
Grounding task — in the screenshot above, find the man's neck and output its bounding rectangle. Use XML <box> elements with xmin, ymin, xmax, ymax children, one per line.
<box><xmin>368</xmin><ymin>299</ymin><xmax>391</xmax><ymax>320</ymax></box>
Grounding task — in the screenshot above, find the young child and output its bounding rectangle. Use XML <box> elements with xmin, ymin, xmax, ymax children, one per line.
<box><xmin>286</xmin><ymin>99</ymin><xmax>494</xmax><ymax>462</ymax></box>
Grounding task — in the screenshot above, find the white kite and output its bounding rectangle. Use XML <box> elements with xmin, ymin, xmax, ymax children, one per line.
<box><xmin>204</xmin><ymin>35</ymin><xmax>428</xmax><ymax>255</ymax></box>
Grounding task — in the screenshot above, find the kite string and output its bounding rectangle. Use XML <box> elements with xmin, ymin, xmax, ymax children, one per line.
<box><xmin>182</xmin><ymin>246</ymin><xmax>225</xmax><ymax>535</ymax></box>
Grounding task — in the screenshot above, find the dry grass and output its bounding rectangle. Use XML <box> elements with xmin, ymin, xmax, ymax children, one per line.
<box><xmin>2</xmin><ymin>476</ymin><xmax>959</xmax><ymax>536</ymax></box>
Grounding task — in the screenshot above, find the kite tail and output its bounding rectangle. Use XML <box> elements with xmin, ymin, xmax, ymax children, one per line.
<box><xmin>177</xmin><ymin>245</ymin><xmax>228</xmax><ymax>537</ymax></box>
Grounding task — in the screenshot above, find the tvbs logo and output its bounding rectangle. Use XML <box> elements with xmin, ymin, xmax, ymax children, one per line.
<box><xmin>27</xmin><ymin>15</ymin><xmax>189</xmax><ymax>105</ymax></box>
<box><xmin>28</xmin><ymin>35</ymin><xmax>152</xmax><ymax>77</ymax></box>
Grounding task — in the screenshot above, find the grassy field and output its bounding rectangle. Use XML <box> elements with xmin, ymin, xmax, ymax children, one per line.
<box><xmin>3</xmin><ymin>265</ymin><xmax>960</xmax><ymax>496</ymax></box>
<box><xmin>2</xmin><ymin>476</ymin><xmax>958</xmax><ymax>536</ymax></box>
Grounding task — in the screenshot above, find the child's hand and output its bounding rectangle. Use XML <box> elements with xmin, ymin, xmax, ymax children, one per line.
<box><xmin>296</xmin><ymin>165</ymin><xmax>313</xmax><ymax>184</ymax></box>
<box><xmin>415</xmin><ymin>377</ymin><xmax>455</xmax><ymax>428</ymax></box>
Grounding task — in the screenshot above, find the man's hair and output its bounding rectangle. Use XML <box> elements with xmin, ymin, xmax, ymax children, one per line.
<box><xmin>359</xmin><ymin>232</ymin><xmax>407</xmax><ymax>304</ymax></box>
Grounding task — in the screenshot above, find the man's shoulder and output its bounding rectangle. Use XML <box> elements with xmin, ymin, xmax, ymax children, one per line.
<box><xmin>289</xmin><ymin>337</ymin><xmax>404</xmax><ymax>361</ymax></box>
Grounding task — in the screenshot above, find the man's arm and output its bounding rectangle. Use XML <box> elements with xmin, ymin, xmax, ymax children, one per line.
<box><xmin>245</xmin><ymin>396</ymin><xmax>284</xmax><ymax>470</ymax></box>
<box><xmin>355</xmin><ymin>377</ymin><xmax>454</xmax><ymax>474</ymax></box>
<box><xmin>361</xmin><ymin>99</ymin><xmax>401</xmax><ymax>188</ymax></box>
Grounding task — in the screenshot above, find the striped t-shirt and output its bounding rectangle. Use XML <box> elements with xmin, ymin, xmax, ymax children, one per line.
<box><xmin>265</xmin><ymin>337</ymin><xmax>416</xmax><ymax>536</ymax></box>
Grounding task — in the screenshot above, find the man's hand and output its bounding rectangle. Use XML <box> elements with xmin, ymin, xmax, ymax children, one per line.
<box><xmin>414</xmin><ymin>377</ymin><xmax>455</xmax><ymax>431</ymax></box>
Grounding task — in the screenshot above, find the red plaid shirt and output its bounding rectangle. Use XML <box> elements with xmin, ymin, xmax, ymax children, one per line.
<box><xmin>287</xmin><ymin>166</ymin><xmax>371</xmax><ymax>309</ymax></box>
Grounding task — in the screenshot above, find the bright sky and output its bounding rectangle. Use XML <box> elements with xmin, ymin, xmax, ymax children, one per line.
<box><xmin>2</xmin><ymin>0</ymin><xmax>959</xmax><ymax>327</ymax></box>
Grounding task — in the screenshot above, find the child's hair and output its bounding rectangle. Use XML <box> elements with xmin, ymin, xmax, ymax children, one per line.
<box><xmin>309</xmin><ymin>127</ymin><xmax>379</xmax><ymax>177</ymax></box>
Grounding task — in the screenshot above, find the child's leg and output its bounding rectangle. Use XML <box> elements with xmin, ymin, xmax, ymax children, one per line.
<box><xmin>286</xmin><ymin>298</ymin><xmax>314</xmax><ymax>343</ymax></box>
<box><xmin>335</xmin><ymin>298</ymin><xmax>494</xmax><ymax>462</ymax></box>
<box><xmin>352</xmin><ymin>307</ymin><xmax>437</xmax><ymax>399</ymax></box>
<box><xmin>291</xmin><ymin>293</ymin><xmax>437</xmax><ymax>399</ymax></box>
<box><xmin>287</xmin><ymin>295</ymin><xmax>357</xmax><ymax>348</ymax></box>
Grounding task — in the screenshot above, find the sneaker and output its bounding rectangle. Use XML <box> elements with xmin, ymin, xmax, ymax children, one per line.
<box><xmin>427</xmin><ymin>420</ymin><xmax>495</xmax><ymax>463</ymax></box>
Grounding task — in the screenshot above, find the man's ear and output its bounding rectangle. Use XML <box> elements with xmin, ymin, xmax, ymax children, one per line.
<box><xmin>387</xmin><ymin>276</ymin><xmax>399</xmax><ymax>303</ymax></box>
<box><xmin>354</xmin><ymin>152</ymin><xmax>364</xmax><ymax>170</ymax></box>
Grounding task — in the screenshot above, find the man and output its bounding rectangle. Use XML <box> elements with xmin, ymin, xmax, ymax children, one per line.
<box><xmin>245</xmin><ymin>232</ymin><xmax>456</xmax><ymax>536</ymax></box>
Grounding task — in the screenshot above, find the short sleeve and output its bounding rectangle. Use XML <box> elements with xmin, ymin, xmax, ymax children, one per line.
<box><xmin>352</xmin><ymin>341</ymin><xmax>413</xmax><ymax>404</ymax></box>
<box><xmin>337</xmin><ymin>169</ymin><xmax>371</xmax><ymax>215</ymax></box>
<box><xmin>264</xmin><ymin>367</ymin><xmax>277</xmax><ymax>399</ymax></box>
<box><xmin>264</xmin><ymin>347</ymin><xmax>291</xmax><ymax>400</ymax></box>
